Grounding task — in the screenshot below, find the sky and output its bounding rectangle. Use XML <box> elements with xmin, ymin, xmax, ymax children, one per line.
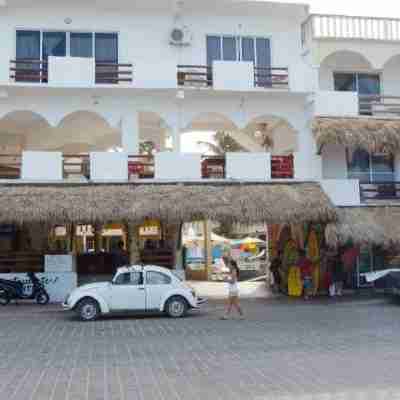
<box><xmin>276</xmin><ymin>0</ymin><xmax>400</xmax><ymax>18</ymax></box>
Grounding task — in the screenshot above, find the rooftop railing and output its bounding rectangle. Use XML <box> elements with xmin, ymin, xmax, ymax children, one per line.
<box><xmin>302</xmin><ymin>14</ymin><xmax>400</xmax><ymax>46</ymax></box>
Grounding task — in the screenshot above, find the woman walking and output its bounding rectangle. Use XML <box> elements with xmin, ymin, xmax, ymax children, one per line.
<box><xmin>221</xmin><ymin>253</ymin><xmax>244</xmax><ymax>320</ymax></box>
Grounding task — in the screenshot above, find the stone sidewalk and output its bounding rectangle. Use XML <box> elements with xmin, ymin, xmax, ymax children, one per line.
<box><xmin>1</xmin><ymin>297</ymin><xmax>400</xmax><ymax>399</ymax></box>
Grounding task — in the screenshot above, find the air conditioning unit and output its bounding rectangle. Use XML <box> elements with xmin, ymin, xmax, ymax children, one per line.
<box><xmin>169</xmin><ymin>26</ymin><xmax>192</xmax><ymax>46</ymax></box>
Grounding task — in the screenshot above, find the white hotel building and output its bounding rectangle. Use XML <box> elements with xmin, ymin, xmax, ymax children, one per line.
<box><xmin>0</xmin><ymin>0</ymin><xmax>400</xmax><ymax>299</ymax></box>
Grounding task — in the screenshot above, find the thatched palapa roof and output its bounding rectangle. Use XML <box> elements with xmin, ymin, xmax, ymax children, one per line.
<box><xmin>325</xmin><ymin>206</ymin><xmax>400</xmax><ymax>249</ymax></box>
<box><xmin>0</xmin><ymin>182</ymin><xmax>336</xmax><ymax>226</ymax></box>
<box><xmin>313</xmin><ymin>117</ymin><xmax>400</xmax><ymax>153</ymax></box>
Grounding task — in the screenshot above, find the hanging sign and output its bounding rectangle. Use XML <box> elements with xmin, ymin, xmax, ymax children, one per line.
<box><xmin>139</xmin><ymin>220</ymin><xmax>161</xmax><ymax>239</ymax></box>
<box><xmin>76</xmin><ymin>225</ymin><xmax>94</xmax><ymax>236</ymax></box>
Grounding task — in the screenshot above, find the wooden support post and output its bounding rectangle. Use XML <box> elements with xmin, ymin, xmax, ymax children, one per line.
<box><xmin>203</xmin><ymin>220</ymin><xmax>213</xmax><ymax>281</ymax></box>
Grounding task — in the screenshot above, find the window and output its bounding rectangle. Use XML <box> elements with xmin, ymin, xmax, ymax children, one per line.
<box><xmin>114</xmin><ymin>272</ymin><xmax>142</xmax><ymax>285</ymax></box>
<box><xmin>334</xmin><ymin>72</ymin><xmax>380</xmax><ymax>115</ymax></box>
<box><xmin>206</xmin><ymin>35</ymin><xmax>271</xmax><ymax>68</ymax></box>
<box><xmin>347</xmin><ymin>149</ymin><xmax>394</xmax><ymax>183</ymax></box>
<box><xmin>16</xmin><ymin>30</ymin><xmax>118</xmax><ymax>60</ymax></box>
<box><xmin>334</xmin><ymin>72</ymin><xmax>380</xmax><ymax>95</ymax></box>
<box><xmin>146</xmin><ymin>271</ymin><xmax>171</xmax><ymax>285</ymax></box>
<box><xmin>70</xmin><ymin>32</ymin><xmax>93</xmax><ymax>58</ymax></box>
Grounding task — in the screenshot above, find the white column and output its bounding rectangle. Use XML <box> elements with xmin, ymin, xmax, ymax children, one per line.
<box><xmin>172</xmin><ymin>125</ymin><xmax>181</xmax><ymax>152</ymax></box>
<box><xmin>121</xmin><ymin>112</ymin><xmax>139</xmax><ymax>154</ymax></box>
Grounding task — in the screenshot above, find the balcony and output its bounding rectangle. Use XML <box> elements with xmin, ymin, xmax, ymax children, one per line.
<box><xmin>359</xmin><ymin>95</ymin><xmax>400</xmax><ymax>117</ymax></box>
<box><xmin>10</xmin><ymin>59</ymin><xmax>133</xmax><ymax>85</ymax></box>
<box><xmin>177</xmin><ymin>63</ymin><xmax>289</xmax><ymax>91</ymax></box>
<box><xmin>302</xmin><ymin>14</ymin><xmax>400</xmax><ymax>46</ymax></box>
<box><xmin>360</xmin><ymin>182</ymin><xmax>400</xmax><ymax>201</ymax></box>
<box><xmin>0</xmin><ymin>152</ymin><xmax>295</xmax><ymax>182</ymax></box>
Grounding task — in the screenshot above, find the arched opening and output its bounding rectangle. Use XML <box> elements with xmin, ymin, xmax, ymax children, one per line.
<box><xmin>138</xmin><ymin>111</ymin><xmax>172</xmax><ymax>154</ymax></box>
<box><xmin>319</xmin><ymin>50</ymin><xmax>375</xmax><ymax>91</ymax></box>
<box><xmin>56</xmin><ymin>111</ymin><xmax>119</xmax><ymax>152</ymax></box>
<box><xmin>382</xmin><ymin>55</ymin><xmax>400</xmax><ymax>97</ymax></box>
<box><xmin>243</xmin><ymin>115</ymin><xmax>298</xmax><ymax>155</ymax></box>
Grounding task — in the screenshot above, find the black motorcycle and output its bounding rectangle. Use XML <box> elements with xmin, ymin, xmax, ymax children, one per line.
<box><xmin>0</xmin><ymin>272</ymin><xmax>50</xmax><ymax>306</ymax></box>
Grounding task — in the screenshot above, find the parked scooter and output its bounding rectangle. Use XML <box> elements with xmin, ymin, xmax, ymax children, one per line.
<box><xmin>0</xmin><ymin>272</ymin><xmax>49</xmax><ymax>306</ymax></box>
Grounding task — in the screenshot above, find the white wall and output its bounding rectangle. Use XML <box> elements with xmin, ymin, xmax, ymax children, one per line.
<box><xmin>314</xmin><ymin>91</ymin><xmax>359</xmax><ymax>117</ymax></box>
<box><xmin>321</xmin><ymin>144</ymin><xmax>348</xmax><ymax>179</ymax></box>
<box><xmin>294</xmin><ymin>152</ymin><xmax>322</xmax><ymax>180</ymax></box>
<box><xmin>320</xmin><ymin>179</ymin><xmax>360</xmax><ymax>206</ymax></box>
<box><xmin>21</xmin><ymin>151</ymin><xmax>63</xmax><ymax>180</ymax></box>
<box><xmin>213</xmin><ymin>61</ymin><xmax>254</xmax><ymax>91</ymax></box>
<box><xmin>48</xmin><ymin>57</ymin><xmax>95</xmax><ymax>87</ymax></box>
<box><xmin>226</xmin><ymin>153</ymin><xmax>271</xmax><ymax>181</ymax></box>
<box><xmin>90</xmin><ymin>152</ymin><xmax>128</xmax><ymax>181</ymax></box>
<box><xmin>0</xmin><ymin>2</ymin><xmax>306</xmax><ymax>87</ymax></box>
<box><xmin>155</xmin><ymin>152</ymin><xmax>201</xmax><ymax>180</ymax></box>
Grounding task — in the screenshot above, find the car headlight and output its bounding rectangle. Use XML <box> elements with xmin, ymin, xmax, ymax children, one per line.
<box><xmin>64</xmin><ymin>294</ymin><xmax>71</xmax><ymax>304</ymax></box>
<box><xmin>191</xmin><ymin>289</ymin><xmax>196</xmax><ymax>298</ymax></box>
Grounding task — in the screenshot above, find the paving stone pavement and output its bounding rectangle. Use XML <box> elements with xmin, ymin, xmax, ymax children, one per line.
<box><xmin>1</xmin><ymin>297</ymin><xmax>400</xmax><ymax>400</ymax></box>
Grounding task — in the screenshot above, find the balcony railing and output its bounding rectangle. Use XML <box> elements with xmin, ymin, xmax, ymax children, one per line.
<box><xmin>271</xmin><ymin>155</ymin><xmax>294</xmax><ymax>179</ymax></box>
<box><xmin>359</xmin><ymin>95</ymin><xmax>400</xmax><ymax>116</ymax></box>
<box><xmin>128</xmin><ymin>155</ymin><xmax>155</xmax><ymax>179</ymax></box>
<box><xmin>302</xmin><ymin>14</ymin><xmax>400</xmax><ymax>45</ymax></box>
<box><xmin>63</xmin><ymin>154</ymin><xmax>90</xmax><ymax>180</ymax></box>
<box><xmin>10</xmin><ymin>60</ymin><xmax>132</xmax><ymax>85</ymax></box>
<box><xmin>254</xmin><ymin>67</ymin><xmax>289</xmax><ymax>89</ymax></box>
<box><xmin>95</xmin><ymin>62</ymin><xmax>133</xmax><ymax>84</ymax></box>
<box><xmin>177</xmin><ymin>65</ymin><xmax>213</xmax><ymax>87</ymax></box>
<box><xmin>0</xmin><ymin>154</ymin><xmax>21</xmax><ymax>179</ymax></box>
<box><xmin>360</xmin><ymin>182</ymin><xmax>400</xmax><ymax>201</ymax></box>
<box><xmin>201</xmin><ymin>156</ymin><xmax>226</xmax><ymax>179</ymax></box>
<box><xmin>9</xmin><ymin>60</ymin><xmax>48</xmax><ymax>83</ymax></box>
<box><xmin>177</xmin><ymin>65</ymin><xmax>289</xmax><ymax>90</ymax></box>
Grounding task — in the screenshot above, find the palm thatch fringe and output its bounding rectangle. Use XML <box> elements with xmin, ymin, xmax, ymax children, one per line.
<box><xmin>325</xmin><ymin>206</ymin><xmax>400</xmax><ymax>249</ymax></box>
<box><xmin>312</xmin><ymin>117</ymin><xmax>400</xmax><ymax>153</ymax></box>
<box><xmin>0</xmin><ymin>182</ymin><xmax>336</xmax><ymax>226</ymax></box>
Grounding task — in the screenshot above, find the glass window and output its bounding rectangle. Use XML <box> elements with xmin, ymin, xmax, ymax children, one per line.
<box><xmin>206</xmin><ymin>36</ymin><xmax>221</xmax><ymax>66</ymax></box>
<box><xmin>371</xmin><ymin>153</ymin><xmax>394</xmax><ymax>183</ymax></box>
<box><xmin>222</xmin><ymin>36</ymin><xmax>237</xmax><ymax>61</ymax></box>
<box><xmin>256</xmin><ymin>38</ymin><xmax>271</xmax><ymax>68</ymax></box>
<box><xmin>146</xmin><ymin>271</ymin><xmax>171</xmax><ymax>285</ymax></box>
<box><xmin>347</xmin><ymin>148</ymin><xmax>371</xmax><ymax>183</ymax></box>
<box><xmin>334</xmin><ymin>73</ymin><xmax>356</xmax><ymax>91</ymax></box>
<box><xmin>70</xmin><ymin>32</ymin><xmax>93</xmax><ymax>58</ymax></box>
<box><xmin>114</xmin><ymin>272</ymin><xmax>142</xmax><ymax>285</ymax></box>
<box><xmin>16</xmin><ymin>30</ymin><xmax>40</xmax><ymax>60</ymax></box>
<box><xmin>95</xmin><ymin>33</ymin><xmax>118</xmax><ymax>62</ymax></box>
<box><xmin>42</xmin><ymin>32</ymin><xmax>67</xmax><ymax>59</ymax></box>
<box><xmin>358</xmin><ymin>74</ymin><xmax>380</xmax><ymax>95</ymax></box>
<box><xmin>241</xmin><ymin>37</ymin><xmax>255</xmax><ymax>62</ymax></box>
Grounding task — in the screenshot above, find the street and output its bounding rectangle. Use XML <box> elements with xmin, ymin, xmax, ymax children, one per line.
<box><xmin>1</xmin><ymin>297</ymin><xmax>400</xmax><ymax>400</ymax></box>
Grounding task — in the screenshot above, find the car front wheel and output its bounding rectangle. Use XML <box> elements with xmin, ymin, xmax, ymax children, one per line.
<box><xmin>166</xmin><ymin>296</ymin><xmax>188</xmax><ymax>318</ymax></box>
<box><xmin>77</xmin><ymin>298</ymin><xmax>100</xmax><ymax>321</ymax></box>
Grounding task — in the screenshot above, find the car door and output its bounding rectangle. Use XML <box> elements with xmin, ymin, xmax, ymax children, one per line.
<box><xmin>145</xmin><ymin>270</ymin><xmax>173</xmax><ymax>310</ymax></box>
<box><xmin>110</xmin><ymin>271</ymin><xmax>146</xmax><ymax>311</ymax></box>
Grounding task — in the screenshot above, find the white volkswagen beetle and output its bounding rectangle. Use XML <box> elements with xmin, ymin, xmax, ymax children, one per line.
<box><xmin>63</xmin><ymin>265</ymin><xmax>206</xmax><ymax>321</ymax></box>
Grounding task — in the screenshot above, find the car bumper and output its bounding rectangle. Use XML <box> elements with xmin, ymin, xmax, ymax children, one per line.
<box><xmin>62</xmin><ymin>302</ymin><xmax>72</xmax><ymax>310</ymax></box>
<box><xmin>194</xmin><ymin>297</ymin><xmax>207</xmax><ymax>308</ymax></box>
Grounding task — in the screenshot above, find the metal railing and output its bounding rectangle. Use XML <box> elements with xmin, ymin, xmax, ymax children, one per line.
<box><xmin>63</xmin><ymin>154</ymin><xmax>90</xmax><ymax>180</ymax></box>
<box><xmin>302</xmin><ymin>14</ymin><xmax>400</xmax><ymax>45</ymax></box>
<box><xmin>0</xmin><ymin>154</ymin><xmax>21</xmax><ymax>179</ymax></box>
<box><xmin>201</xmin><ymin>155</ymin><xmax>226</xmax><ymax>179</ymax></box>
<box><xmin>271</xmin><ymin>155</ymin><xmax>294</xmax><ymax>179</ymax></box>
<box><xmin>359</xmin><ymin>95</ymin><xmax>400</xmax><ymax>116</ymax></box>
<box><xmin>360</xmin><ymin>182</ymin><xmax>400</xmax><ymax>201</ymax></box>
<box><xmin>254</xmin><ymin>67</ymin><xmax>289</xmax><ymax>89</ymax></box>
<box><xmin>128</xmin><ymin>155</ymin><xmax>155</xmax><ymax>179</ymax></box>
<box><xmin>177</xmin><ymin>65</ymin><xmax>213</xmax><ymax>87</ymax></box>
<box><xmin>9</xmin><ymin>59</ymin><xmax>48</xmax><ymax>83</ymax></box>
<box><xmin>95</xmin><ymin>62</ymin><xmax>133</xmax><ymax>84</ymax></box>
